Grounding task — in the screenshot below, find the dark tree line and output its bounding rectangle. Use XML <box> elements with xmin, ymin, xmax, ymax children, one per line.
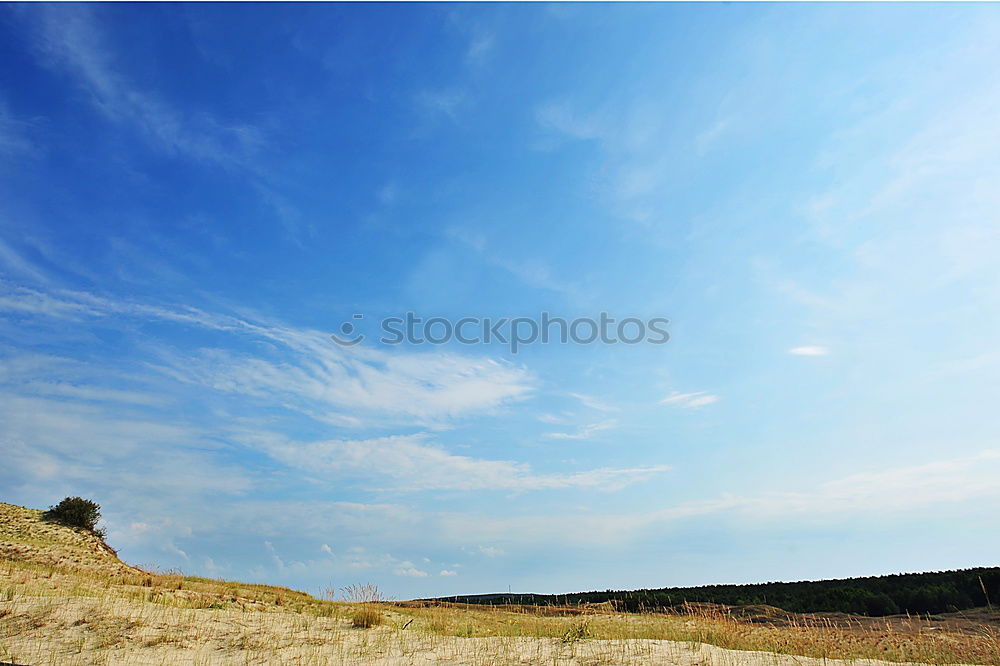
<box><xmin>435</xmin><ymin>568</ymin><xmax>1000</xmax><ymax>616</ymax></box>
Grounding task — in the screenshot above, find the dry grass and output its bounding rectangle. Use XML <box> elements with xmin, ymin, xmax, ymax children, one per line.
<box><xmin>395</xmin><ymin>600</ymin><xmax>1000</xmax><ymax>665</ymax></box>
<box><xmin>2</xmin><ymin>501</ymin><xmax>998</xmax><ymax>665</ymax></box>
<box><xmin>352</xmin><ymin>606</ymin><xmax>386</xmax><ymax>629</ymax></box>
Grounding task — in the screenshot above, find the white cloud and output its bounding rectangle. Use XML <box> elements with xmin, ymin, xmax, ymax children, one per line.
<box><xmin>785</xmin><ymin>35</ymin><xmax>1000</xmax><ymax>369</ymax></box>
<box><xmin>0</xmin><ymin>393</ymin><xmax>205</xmax><ymax>462</ymax></box>
<box><xmin>164</xmin><ymin>540</ymin><xmax>189</xmax><ymax>561</ymax></box>
<box><xmin>164</xmin><ymin>344</ymin><xmax>535</xmax><ymax>427</ymax></box>
<box><xmin>21</xmin><ymin>381</ymin><xmax>167</xmax><ymax>406</ymax></box>
<box><xmin>466</xmin><ymin>33</ymin><xmax>494</xmax><ymax>63</ymax></box>
<box><xmin>0</xmin><ymin>239</ymin><xmax>50</xmax><ymax>285</ymax></box>
<box><xmin>447</xmin><ymin>227</ymin><xmax>577</xmax><ymax>297</ymax></box>
<box><xmin>0</xmin><ymin>283</ymin><xmax>536</xmax><ymax>426</ymax></box>
<box><xmin>544</xmin><ymin>419</ymin><xmax>617</xmax><ymax>441</ymax></box>
<box><xmin>534</xmin><ymin>98</ymin><xmax>674</xmax><ymax>223</ymax></box>
<box><xmin>696</xmin><ymin>117</ymin><xmax>733</xmax><ymax>155</ymax></box>
<box><xmin>535</xmin><ymin>102</ymin><xmax>603</xmax><ymax>141</ymax></box>
<box><xmin>417</xmin><ymin>89</ymin><xmax>466</xmax><ymax>119</ymax></box>
<box><xmin>569</xmin><ymin>392</ymin><xmax>618</xmax><ymax>412</ymax></box>
<box><xmin>377</xmin><ymin>182</ymin><xmax>399</xmax><ymax>206</ymax></box>
<box><xmin>263</xmin><ymin>541</ymin><xmax>286</xmax><ymax>571</ymax></box>
<box><xmin>0</xmin><ymin>98</ymin><xmax>37</xmax><ymax>158</ymax></box>
<box><xmin>660</xmin><ymin>391</ymin><xmax>718</xmax><ymax>408</ymax></box>
<box><xmin>24</xmin><ymin>5</ymin><xmax>263</xmax><ymax>169</ymax></box>
<box><xmin>477</xmin><ymin>546</ymin><xmax>503</xmax><ymax>558</ymax></box>
<box><xmin>0</xmin><ymin>283</ymin><xmax>102</xmax><ymax>318</ymax></box>
<box><xmin>253</xmin><ymin>432</ymin><xmax>667</xmax><ymax>492</ymax></box>
<box><xmin>437</xmin><ymin>450</ymin><xmax>1000</xmax><ymax>546</ymax></box>
<box><xmin>18</xmin><ymin>6</ymin><xmax>318</xmax><ymax>247</ymax></box>
<box><xmin>393</xmin><ymin>561</ymin><xmax>429</xmax><ymax>578</ymax></box>
<box><xmin>756</xmin><ymin>450</ymin><xmax>1000</xmax><ymax>516</ymax></box>
<box><xmin>788</xmin><ymin>346</ymin><xmax>830</xmax><ymax>356</ymax></box>
<box><xmin>439</xmin><ymin>569</ymin><xmax>458</xmax><ymax>577</ymax></box>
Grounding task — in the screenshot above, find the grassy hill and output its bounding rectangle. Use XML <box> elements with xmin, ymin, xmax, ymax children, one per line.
<box><xmin>434</xmin><ymin>568</ymin><xmax>1000</xmax><ymax>617</ymax></box>
<box><xmin>0</xmin><ymin>503</ymin><xmax>143</xmax><ymax>580</ymax></box>
<box><xmin>2</xmin><ymin>501</ymin><xmax>998</xmax><ymax>665</ymax></box>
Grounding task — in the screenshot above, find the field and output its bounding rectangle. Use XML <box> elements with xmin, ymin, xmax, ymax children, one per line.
<box><xmin>2</xmin><ymin>502</ymin><xmax>998</xmax><ymax>665</ymax></box>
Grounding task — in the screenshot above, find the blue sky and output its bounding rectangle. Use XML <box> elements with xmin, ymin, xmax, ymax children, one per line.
<box><xmin>2</xmin><ymin>3</ymin><xmax>999</xmax><ymax>599</ymax></box>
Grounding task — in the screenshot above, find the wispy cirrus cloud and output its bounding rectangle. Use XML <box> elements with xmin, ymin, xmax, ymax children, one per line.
<box><xmin>22</xmin><ymin>5</ymin><xmax>264</xmax><ymax>168</ymax></box>
<box><xmin>0</xmin><ymin>282</ymin><xmax>535</xmax><ymax>426</ymax></box>
<box><xmin>0</xmin><ymin>282</ymin><xmax>667</xmax><ymax>496</ymax></box>
<box><xmin>788</xmin><ymin>345</ymin><xmax>830</xmax><ymax>356</ymax></box>
<box><xmin>249</xmin><ymin>432</ymin><xmax>666</xmax><ymax>492</ymax></box>
<box><xmin>534</xmin><ymin>97</ymin><xmax>676</xmax><ymax>223</ymax></box>
<box><xmin>157</xmin><ymin>345</ymin><xmax>534</xmax><ymax>427</ymax></box>
<box><xmin>569</xmin><ymin>392</ymin><xmax>618</xmax><ymax>413</ymax></box>
<box><xmin>535</xmin><ymin>101</ymin><xmax>604</xmax><ymax>142</ymax></box>
<box><xmin>0</xmin><ymin>97</ymin><xmax>38</xmax><ymax>158</ymax></box>
<box><xmin>446</xmin><ymin>227</ymin><xmax>579</xmax><ymax>297</ymax></box>
<box><xmin>465</xmin><ymin>32</ymin><xmax>494</xmax><ymax>63</ymax></box>
<box><xmin>541</xmin><ymin>393</ymin><xmax>620</xmax><ymax>440</ymax></box>
<box><xmin>544</xmin><ymin>419</ymin><xmax>617</xmax><ymax>441</ymax></box>
<box><xmin>265</xmin><ymin>541</ymin><xmax>448</xmax><ymax>585</ymax></box>
<box><xmin>15</xmin><ymin>5</ymin><xmax>319</xmax><ymax>247</ymax></box>
<box><xmin>660</xmin><ymin>390</ymin><xmax>718</xmax><ymax>408</ymax></box>
<box><xmin>416</xmin><ymin>89</ymin><xmax>467</xmax><ymax>120</ymax></box>
<box><xmin>0</xmin><ymin>240</ymin><xmax>53</xmax><ymax>285</ymax></box>
<box><xmin>436</xmin><ymin>450</ymin><xmax>1000</xmax><ymax>546</ymax></box>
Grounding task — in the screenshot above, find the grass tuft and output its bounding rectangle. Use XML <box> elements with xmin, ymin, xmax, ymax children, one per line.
<box><xmin>351</xmin><ymin>606</ymin><xmax>385</xmax><ymax>629</ymax></box>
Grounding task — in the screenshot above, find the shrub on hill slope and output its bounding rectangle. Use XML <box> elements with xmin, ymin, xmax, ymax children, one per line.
<box><xmin>43</xmin><ymin>496</ymin><xmax>104</xmax><ymax>536</ymax></box>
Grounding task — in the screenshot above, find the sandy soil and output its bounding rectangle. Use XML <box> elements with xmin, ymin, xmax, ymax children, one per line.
<box><xmin>2</xmin><ymin>592</ymin><xmax>968</xmax><ymax>666</ymax></box>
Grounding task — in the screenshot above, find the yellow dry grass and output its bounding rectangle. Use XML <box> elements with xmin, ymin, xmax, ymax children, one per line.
<box><xmin>2</xmin><ymin>502</ymin><xmax>997</xmax><ymax>665</ymax></box>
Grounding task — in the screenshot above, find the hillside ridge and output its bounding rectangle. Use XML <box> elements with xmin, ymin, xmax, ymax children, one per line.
<box><xmin>0</xmin><ymin>501</ymin><xmax>144</xmax><ymax>579</ymax></box>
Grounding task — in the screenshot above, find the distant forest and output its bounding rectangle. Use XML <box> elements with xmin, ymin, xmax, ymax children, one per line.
<box><xmin>434</xmin><ymin>568</ymin><xmax>1000</xmax><ymax>617</ymax></box>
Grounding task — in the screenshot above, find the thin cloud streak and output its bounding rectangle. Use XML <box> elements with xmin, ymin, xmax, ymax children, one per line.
<box><xmin>660</xmin><ymin>391</ymin><xmax>718</xmax><ymax>408</ymax></box>
<box><xmin>788</xmin><ymin>346</ymin><xmax>830</xmax><ymax>356</ymax></box>
<box><xmin>544</xmin><ymin>419</ymin><xmax>618</xmax><ymax>441</ymax></box>
<box><xmin>252</xmin><ymin>432</ymin><xmax>668</xmax><ymax>492</ymax></box>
